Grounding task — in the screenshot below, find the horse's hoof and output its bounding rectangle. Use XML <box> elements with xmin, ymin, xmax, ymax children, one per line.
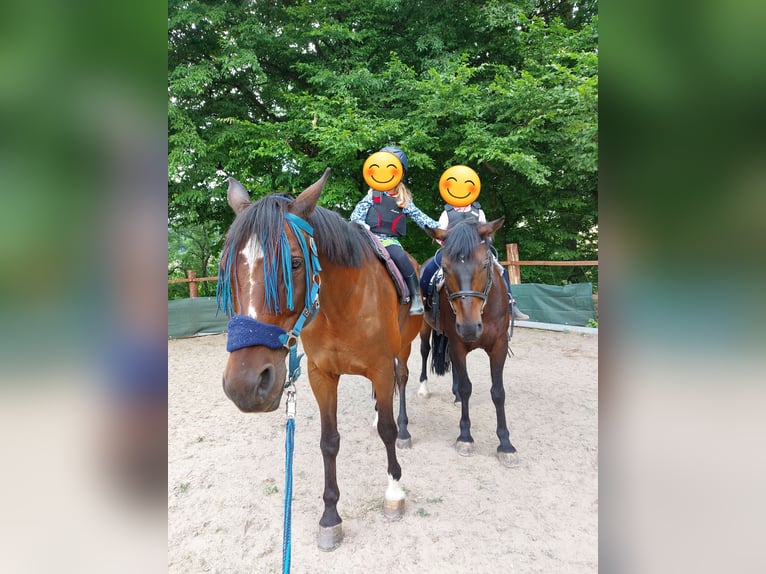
<box><xmin>383</xmin><ymin>497</ymin><xmax>405</xmax><ymax>520</ymax></box>
<box><xmin>497</xmin><ymin>451</ymin><xmax>520</xmax><ymax>468</ymax></box>
<box><xmin>396</xmin><ymin>437</ymin><xmax>412</xmax><ymax>449</ymax></box>
<box><xmin>317</xmin><ymin>523</ymin><xmax>344</xmax><ymax>551</ymax></box>
<box><xmin>417</xmin><ymin>381</ymin><xmax>430</xmax><ymax>398</ymax></box>
<box><xmin>452</xmin><ymin>400</ymin><xmax>462</xmax><ymax>408</ymax></box>
<box><xmin>455</xmin><ymin>440</ymin><xmax>475</xmax><ymax>457</ymax></box>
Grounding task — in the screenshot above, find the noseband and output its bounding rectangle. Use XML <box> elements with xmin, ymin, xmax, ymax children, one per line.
<box><xmin>444</xmin><ymin>247</ymin><xmax>493</xmax><ymax>315</ymax></box>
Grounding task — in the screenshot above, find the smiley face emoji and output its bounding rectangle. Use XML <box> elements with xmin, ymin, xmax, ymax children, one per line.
<box><xmin>439</xmin><ymin>165</ymin><xmax>481</xmax><ymax>207</ymax></box>
<box><xmin>363</xmin><ymin>151</ymin><xmax>404</xmax><ymax>191</ymax></box>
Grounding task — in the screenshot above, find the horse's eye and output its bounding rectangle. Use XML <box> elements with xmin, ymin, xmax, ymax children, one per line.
<box><xmin>291</xmin><ymin>257</ymin><xmax>303</xmax><ymax>270</ymax></box>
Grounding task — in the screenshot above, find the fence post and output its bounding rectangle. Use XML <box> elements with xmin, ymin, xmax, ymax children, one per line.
<box><xmin>187</xmin><ymin>269</ymin><xmax>198</xmax><ymax>298</ymax></box>
<box><xmin>506</xmin><ymin>243</ymin><xmax>521</xmax><ymax>284</ymax></box>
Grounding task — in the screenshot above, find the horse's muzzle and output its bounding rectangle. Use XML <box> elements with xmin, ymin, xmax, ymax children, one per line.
<box><xmin>222</xmin><ymin>353</ymin><xmax>285</xmax><ymax>412</ymax></box>
<box><xmin>456</xmin><ymin>320</ymin><xmax>483</xmax><ymax>342</ymax></box>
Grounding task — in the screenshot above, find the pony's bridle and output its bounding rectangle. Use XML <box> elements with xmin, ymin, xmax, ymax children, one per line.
<box><xmin>444</xmin><ymin>245</ymin><xmax>494</xmax><ymax>315</ymax></box>
<box><xmin>219</xmin><ymin>211</ymin><xmax>322</xmax><ymax>385</ymax></box>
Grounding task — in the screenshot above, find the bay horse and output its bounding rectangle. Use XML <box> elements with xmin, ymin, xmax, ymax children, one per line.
<box><xmin>217</xmin><ymin>168</ymin><xmax>422</xmax><ymax>550</ymax></box>
<box><xmin>418</xmin><ymin>219</ymin><xmax>519</xmax><ymax>467</ymax></box>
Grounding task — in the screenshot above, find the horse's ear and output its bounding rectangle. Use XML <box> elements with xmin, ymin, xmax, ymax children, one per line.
<box><xmin>290</xmin><ymin>167</ymin><xmax>331</xmax><ymax>219</ymax></box>
<box><xmin>227</xmin><ymin>178</ymin><xmax>251</xmax><ymax>215</ymax></box>
<box><xmin>477</xmin><ymin>217</ymin><xmax>505</xmax><ymax>239</ymax></box>
<box><xmin>424</xmin><ymin>226</ymin><xmax>448</xmax><ymax>243</ymax></box>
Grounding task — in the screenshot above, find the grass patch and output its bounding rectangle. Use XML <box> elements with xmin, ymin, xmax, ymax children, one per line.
<box><xmin>264</xmin><ymin>484</ymin><xmax>279</xmax><ymax>496</ymax></box>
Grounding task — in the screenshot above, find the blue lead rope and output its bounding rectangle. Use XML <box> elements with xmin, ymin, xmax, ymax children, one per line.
<box><xmin>282</xmin><ymin>392</ymin><xmax>296</xmax><ymax>574</ymax></box>
<box><xmin>282</xmin><ymin>346</ymin><xmax>300</xmax><ymax>574</ymax></box>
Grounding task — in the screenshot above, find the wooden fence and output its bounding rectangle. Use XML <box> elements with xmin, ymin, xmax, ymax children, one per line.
<box><xmin>168</xmin><ymin>243</ymin><xmax>599</xmax><ymax>298</ymax></box>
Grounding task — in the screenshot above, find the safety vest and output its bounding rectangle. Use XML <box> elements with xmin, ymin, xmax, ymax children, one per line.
<box><xmin>366</xmin><ymin>191</ymin><xmax>407</xmax><ymax>237</ymax></box>
<box><xmin>445</xmin><ymin>202</ymin><xmax>482</xmax><ymax>227</ymax></box>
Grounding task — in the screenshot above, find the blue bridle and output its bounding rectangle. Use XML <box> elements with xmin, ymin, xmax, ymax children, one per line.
<box><xmin>217</xmin><ymin>212</ymin><xmax>322</xmax><ymax>384</ymax></box>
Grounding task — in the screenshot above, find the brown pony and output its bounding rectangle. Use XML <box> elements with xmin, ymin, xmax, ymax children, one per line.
<box><xmin>418</xmin><ymin>219</ymin><xmax>519</xmax><ymax>467</ymax></box>
<box><xmin>217</xmin><ymin>168</ymin><xmax>422</xmax><ymax>550</ymax></box>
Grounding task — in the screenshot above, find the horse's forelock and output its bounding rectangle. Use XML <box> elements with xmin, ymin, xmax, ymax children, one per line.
<box><xmin>225</xmin><ymin>195</ymin><xmax>290</xmax><ymax>255</ymax></box>
<box><xmin>222</xmin><ymin>195</ymin><xmax>370</xmax><ymax>273</ymax></box>
<box><xmin>442</xmin><ymin>221</ymin><xmax>483</xmax><ymax>260</ymax></box>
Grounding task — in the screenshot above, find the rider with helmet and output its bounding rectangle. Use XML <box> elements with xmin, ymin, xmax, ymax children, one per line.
<box><xmin>350</xmin><ymin>145</ymin><xmax>439</xmax><ymax>315</ymax></box>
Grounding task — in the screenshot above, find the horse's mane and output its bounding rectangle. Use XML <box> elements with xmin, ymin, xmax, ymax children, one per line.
<box><xmin>307</xmin><ymin>204</ymin><xmax>372</xmax><ymax>267</ymax></box>
<box><xmin>441</xmin><ymin>220</ymin><xmax>486</xmax><ymax>260</ymax></box>
<box><xmin>221</xmin><ymin>194</ymin><xmax>371</xmax><ymax>269</ymax></box>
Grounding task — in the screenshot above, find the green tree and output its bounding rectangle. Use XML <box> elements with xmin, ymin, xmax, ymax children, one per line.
<box><xmin>168</xmin><ymin>0</ymin><xmax>598</xmax><ymax>287</ymax></box>
<box><xmin>168</xmin><ymin>221</ymin><xmax>223</xmax><ymax>299</ymax></box>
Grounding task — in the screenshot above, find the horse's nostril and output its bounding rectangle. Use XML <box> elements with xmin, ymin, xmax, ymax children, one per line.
<box><xmin>255</xmin><ymin>364</ymin><xmax>276</xmax><ymax>400</ymax></box>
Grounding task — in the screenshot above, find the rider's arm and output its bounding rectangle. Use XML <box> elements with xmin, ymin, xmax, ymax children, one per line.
<box><xmin>349</xmin><ymin>192</ymin><xmax>373</xmax><ymax>225</ymax></box>
<box><xmin>403</xmin><ymin>202</ymin><xmax>440</xmax><ymax>230</ymax></box>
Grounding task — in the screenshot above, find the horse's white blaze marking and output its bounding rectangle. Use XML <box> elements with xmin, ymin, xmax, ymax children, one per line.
<box><xmin>240</xmin><ymin>237</ymin><xmax>264</xmax><ymax>319</ymax></box>
<box><xmin>385</xmin><ymin>474</ymin><xmax>405</xmax><ymax>501</ymax></box>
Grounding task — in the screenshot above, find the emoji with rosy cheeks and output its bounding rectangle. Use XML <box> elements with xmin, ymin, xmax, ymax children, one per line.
<box><xmin>439</xmin><ymin>165</ymin><xmax>481</xmax><ymax>207</ymax></box>
<box><xmin>363</xmin><ymin>151</ymin><xmax>404</xmax><ymax>191</ymax></box>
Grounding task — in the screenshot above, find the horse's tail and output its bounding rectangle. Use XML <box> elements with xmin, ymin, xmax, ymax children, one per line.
<box><xmin>430</xmin><ymin>331</ymin><xmax>451</xmax><ymax>376</ymax></box>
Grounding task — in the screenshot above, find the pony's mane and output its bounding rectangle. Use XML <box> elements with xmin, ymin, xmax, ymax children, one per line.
<box><xmin>442</xmin><ymin>220</ymin><xmax>486</xmax><ymax>260</ymax></box>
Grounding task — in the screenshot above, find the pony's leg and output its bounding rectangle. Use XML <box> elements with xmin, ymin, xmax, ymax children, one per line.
<box><xmin>372</xmin><ymin>371</ymin><xmax>406</xmax><ymax>519</ymax></box>
<box><xmin>451</xmin><ymin>369</ymin><xmax>461</xmax><ymax>405</ymax></box>
<box><xmin>307</xmin><ymin>366</ymin><xmax>345</xmax><ymax>551</ymax></box>
<box><xmin>417</xmin><ymin>324</ymin><xmax>431</xmax><ymax>398</ymax></box>
<box><xmin>395</xmin><ymin>358</ymin><xmax>412</xmax><ymax>449</ymax></box>
<box><xmin>488</xmin><ymin>343</ymin><xmax>519</xmax><ymax>468</ymax></box>
<box><xmin>450</xmin><ymin>348</ymin><xmax>475</xmax><ymax>456</ymax></box>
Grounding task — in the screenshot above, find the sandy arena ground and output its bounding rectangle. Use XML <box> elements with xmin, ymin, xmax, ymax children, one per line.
<box><xmin>169</xmin><ymin>327</ymin><xmax>598</xmax><ymax>573</ymax></box>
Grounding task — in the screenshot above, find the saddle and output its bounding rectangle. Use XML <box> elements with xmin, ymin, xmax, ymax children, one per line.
<box><xmin>360</xmin><ymin>227</ymin><xmax>410</xmax><ymax>304</ymax></box>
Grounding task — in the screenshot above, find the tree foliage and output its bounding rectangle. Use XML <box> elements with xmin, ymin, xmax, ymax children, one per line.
<box><xmin>168</xmin><ymin>0</ymin><xmax>598</xmax><ymax>287</ymax></box>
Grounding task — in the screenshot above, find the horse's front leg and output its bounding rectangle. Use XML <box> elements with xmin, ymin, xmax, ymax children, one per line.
<box><xmin>488</xmin><ymin>342</ymin><xmax>519</xmax><ymax>467</ymax></box>
<box><xmin>450</xmin><ymin>345</ymin><xmax>475</xmax><ymax>456</ymax></box>
<box><xmin>417</xmin><ymin>323</ymin><xmax>431</xmax><ymax>398</ymax></box>
<box><xmin>451</xmin><ymin>369</ymin><xmax>461</xmax><ymax>404</ymax></box>
<box><xmin>307</xmin><ymin>365</ymin><xmax>344</xmax><ymax>551</ymax></box>
<box><xmin>371</xmin><ymin>368</ymin><xmax>406</xmax><ymax>519</ymax></box>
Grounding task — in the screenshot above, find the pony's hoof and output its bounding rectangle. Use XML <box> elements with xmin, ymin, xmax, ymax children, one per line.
<box><xmin>455</xmin><ymin>440</ymin><xmax>475</xmax><ymax>457</ymax></box>
<box><xmin>497</xmin><ymin>451</ymin><xmax>520</xmax><ymax>468</ymax></box>
<box><xmin>317</xmin><ymin>523</ymin><xmax>344</xmax><ymax>551</ymax></box>
<box><xmin>396</xmin><ymin>437</ymin><xmax>412</xmax><ymax>449</ymax></box>
<box><xmin>383</xmin><ymin>497</ymin><xmax>405</xmax><ymax>520</ymax></box>
<box><xmin>452</xmin><ymin>400</ymin><xmax>462</xmax><ymax>408</ymax></box>
<box><xmin>417</xmin><ymin>381</ymin><xmax>430</xmax><ymax>398</ymax></box>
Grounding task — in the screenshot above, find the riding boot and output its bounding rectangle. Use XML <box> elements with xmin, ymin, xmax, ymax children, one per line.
<box><xmin>404</xmin><ymin>273</ymin><xmax>424</xmax><ymax>315</ymax></box>
<box><xmin>510</xmin><ymin>299</ymin><xmax>529</xmax><ymax>321</ymax></box>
